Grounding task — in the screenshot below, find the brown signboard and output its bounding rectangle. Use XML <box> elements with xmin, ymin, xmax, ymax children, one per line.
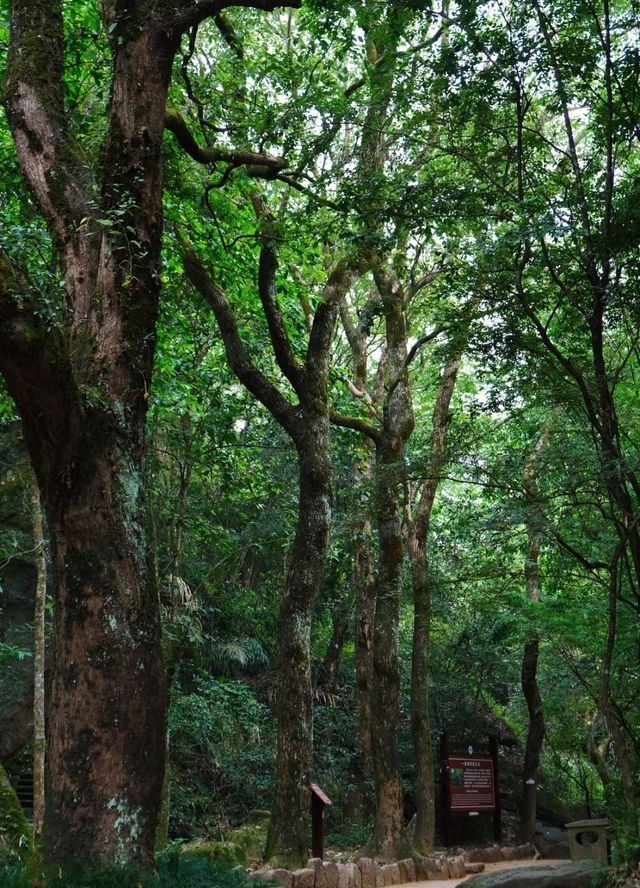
<box><xmin>448</xmin><ymin>754</ymin><xmax>495</xmax><ymax>812</ymax></box>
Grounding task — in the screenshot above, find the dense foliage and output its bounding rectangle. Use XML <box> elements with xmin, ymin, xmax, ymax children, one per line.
<box><xmin>0</xmin><ymin>0</ymin><xmax>639</xmax><ymax>873</ymax></box>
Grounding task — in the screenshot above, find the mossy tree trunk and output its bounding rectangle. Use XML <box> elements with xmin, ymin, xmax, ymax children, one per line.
<box><xmin>338</xmin><ymin>298</ymin><xmax>379</xmax><ymax>790</ymax></box>
<box><xmin>1</xmin><ymin>0</ymin><xmax>299</xmax><ymax>868</ymax></box>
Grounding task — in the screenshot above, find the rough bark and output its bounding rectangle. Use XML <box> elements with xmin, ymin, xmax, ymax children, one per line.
<box><xmin>267</xmin><ymin>418</ymin><xmax>333</xmax><ymax>863</ymax></box>
<box><xmin>405</xmin><ymin>355</ymin><xmax>463</xmax><ymax>852</ymax></box>
<box><xmin>1</xmin><ymin>0</ymin><xmax>299</xmax><ymax>867</ymax></box>
<box><xmin>369</xmin><ymin>269</ymin><xmax>414</xmax><ymax>859</ymax></box>
<box><xmin>339</xmin><ymin>297</ymin><xmax>378</xmax><ymax>785</ymax></box>
<box><xmin>318</xmin><ymin>593</ymin><xmax>352</xmax><ymax>695</ymax></box>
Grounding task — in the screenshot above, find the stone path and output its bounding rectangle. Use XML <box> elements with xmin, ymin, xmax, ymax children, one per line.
<box><xmin>403</xmin><ymin>858</ymin><xmax>569</xmax><ymax>888</ymax></box>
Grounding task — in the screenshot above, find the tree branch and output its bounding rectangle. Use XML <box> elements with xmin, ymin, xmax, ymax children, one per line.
<box><xmin>0</xmin><ymin>250</ymin><xmax>81</xmax><ymax>496</ymax></box>
<box><xmin>170</xmin><ymin>0</ymin><xmax>301</xmax><ymax>36</ymax></box>
<box><xmin>180</xmin><ymin>239</ymin><xmax>300</xmax><ymax>438</ymax></box>
<box><xmin>165</xmin><ymin>109</ymin><xmax>287</xmax><ymax>173</ymax></box>
<box><xmin>330</xmin><ymin>410</ymin><xmax>382</xmax><ymax>444</ymax></box>
<box><xmin>306</xmin><ymin>258</ymin><xmax>358</xmax><ymax>391</ymax></box>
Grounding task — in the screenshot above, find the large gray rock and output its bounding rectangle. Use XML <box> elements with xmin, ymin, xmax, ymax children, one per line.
<box><xmin>292</xmin><ymin>868</ymin><xmax>316</xmax><ymax>888</ymax></box>
<box><xmin>374</xmin><ymin>863</ymin><xmax>384</xmax><ymax>888</ymax></box>
<box><xmin>464</xmin><ymin>861</ymin><xmax>607</xmax><ymax>888</ymax></box>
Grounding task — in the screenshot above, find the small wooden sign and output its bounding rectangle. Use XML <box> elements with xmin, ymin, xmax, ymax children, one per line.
<box><xmin>310</xmin><ymin>783</ymin><xmax>332</xmax><ymax>807</ymax></box>
<box><xmin>310</xmin><ymin>783</ymin><xmax>332</xmax><ymax>860</ymax></box>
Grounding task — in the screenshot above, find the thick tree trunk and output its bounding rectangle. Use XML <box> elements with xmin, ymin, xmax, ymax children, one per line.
<box><xmin>266</xmin><ymin>419</ymin><xmax>333</xmax><ymax>864</ymax></box>
<box><xmin>2</xmin><ymin>7</ymin><xmax>176</xmax><ymax>866</ymax></box>
<box><xmin>40</xmin><ymin>422</ymin><xmax>167</xmax><ymax>866</ymax></box>
<box><xmin>370</xmin><ymin>444</ymin><xmax>406</xmax><ymax>859</ymax></box>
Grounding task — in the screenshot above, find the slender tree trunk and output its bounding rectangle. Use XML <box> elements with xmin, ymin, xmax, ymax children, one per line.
<box><xmin>409</xmin><ymin>548</ymin><xmax>434</xmax><ymax>852</ymax></box>
<box><xmin>519</xmin><ymin>426</ymin><xmax>549</xmax><ymax>842</ymax></box>
<box><xmin>266</xmin><ymin>419</ymin><xmax>333</xmax><ymax>863</ymax></box>
<box><xmin>407</xmin><ymin>354</ymin><xmax>463</xmax><ymax>852</ymax></box>
<box><xmin>319</xmin><ymin>597</ymin><xmax>351</xmax><ymax>695</ymax></box>
<box><xmin>520</xmin><ymin>538</ymin><xmax>544</xmax><ymax>844</ymax></box>
<box><xmin>599</xmin><ymin>559</ymin><xmax>639</xmax><ymax>862</ymax></box>
<box><xmin>31</xmin><ymin>471</ymin><xmax>46</xmax><ymax>845</ymax></box>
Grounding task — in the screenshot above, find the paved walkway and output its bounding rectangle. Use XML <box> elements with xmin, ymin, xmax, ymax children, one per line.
<box><xmin>404</xmin><ymin>858</ymin><xmax>569</xmax><ymax>888</ymax></box>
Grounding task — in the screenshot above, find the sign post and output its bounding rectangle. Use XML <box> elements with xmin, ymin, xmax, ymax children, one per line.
<box><xmin>441</xmin><ymin>734</ymin><xmax>501</xmax><ymax>845</ymax></box>
<box><xmin>310</xmin><ymin>783</ymin><xmax>332</xmax><ymax>860</ymax></box>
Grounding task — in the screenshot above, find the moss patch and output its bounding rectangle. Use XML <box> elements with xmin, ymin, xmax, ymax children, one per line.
<box><xmin>182</xmin><ymin>840</ymin><xmax>247</xmax><ymax>867</ymax></box>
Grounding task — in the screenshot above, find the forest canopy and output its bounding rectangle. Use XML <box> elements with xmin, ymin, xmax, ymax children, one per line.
<box><xmin>0</xmin><ymin>0</ymin><xmax>639</xmax><ymax>880</ymax></box>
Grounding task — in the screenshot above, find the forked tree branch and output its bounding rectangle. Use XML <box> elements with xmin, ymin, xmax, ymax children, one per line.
<box><xmin>180</xmin><ymin>238</ymin><xmax>300</xmax><ymax>439</ymax></box>
<box><xmin>165</xmin><ymin>109</ymin><xmax>288</xmax><ymax>174</ymax></box>
<box><xmin>170</xmin><ymin>0</ymin><xmax>301</xmax><ymax>37</ymax></box>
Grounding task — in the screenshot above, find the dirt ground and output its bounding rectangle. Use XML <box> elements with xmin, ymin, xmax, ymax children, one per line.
<box><xmin>403</xmin><ymin>857</ymin><xmax>570</xmax><ymax>888</ymax></box>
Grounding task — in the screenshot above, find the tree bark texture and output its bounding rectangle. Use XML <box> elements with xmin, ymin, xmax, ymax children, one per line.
<box><xmin>2</xmin><ymin>0</ymin><xmax>299</xmax><ymax>866</ymax></box>
<box><xmin>318</xmin><ymin>593</ymin><xmax>352</xmax><ymax>695</ymax></box>
<box><xmin>266</xmin><ymin>420</ymin><xmax>333</xmax><ymax>863</ymax></box>
<box><xmin>406</xmin><ymin>354</ymin><xmax>463</xmax><ymax>852</ymax></box>
<box><xmin>339</xmin><ymin>297</ymin><xmax>378</xmax><ymax>784</ymax></box>
<box><xmin>369</xmin><ymin>272</ymin><xmax>414</xmax><ymax>859</ymax></box>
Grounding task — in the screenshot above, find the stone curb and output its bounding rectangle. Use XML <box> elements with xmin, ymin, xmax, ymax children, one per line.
<box><xmin>250</xmin><ymin>846</ymin><xmax>537</xmax><ymax>886</ymax></box>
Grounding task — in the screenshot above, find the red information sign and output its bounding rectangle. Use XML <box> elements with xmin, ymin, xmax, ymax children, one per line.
<box><xmin>448</xmin><ymin>754</ymin><xmax>495</xmax><ymax>812</ymax></box>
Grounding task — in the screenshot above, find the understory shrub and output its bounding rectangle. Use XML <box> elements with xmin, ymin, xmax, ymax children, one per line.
<box><xmin>1</xmin><ymin>849</ymin><xmax>272</xmax><ymax>888</ymax></box>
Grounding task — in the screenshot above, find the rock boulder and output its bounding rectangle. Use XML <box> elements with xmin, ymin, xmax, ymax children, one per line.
<box><xmin>464</xmin><ymin>861</ymin><xmax>608</xmax><ymax>888</ymax></box>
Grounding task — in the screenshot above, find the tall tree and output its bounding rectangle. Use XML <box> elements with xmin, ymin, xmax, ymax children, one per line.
<box><xmin>0</xmin><ymin>0</ymin><xmax>298</xmax><ymax>866</ymax></box>
<box><xmin>404</xmin><ymin>335</ymin><xmax>470</xmax><ymax>852</ymax></box>
<box><xmin>519</xmin><ymin>422</ymin><xmax>551</xmax><ymax>842</ymax></box>
<box><xmin>182</xmin><ymin>219</ymin><xmax>358</xmax><ymax>863</ymax></box>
